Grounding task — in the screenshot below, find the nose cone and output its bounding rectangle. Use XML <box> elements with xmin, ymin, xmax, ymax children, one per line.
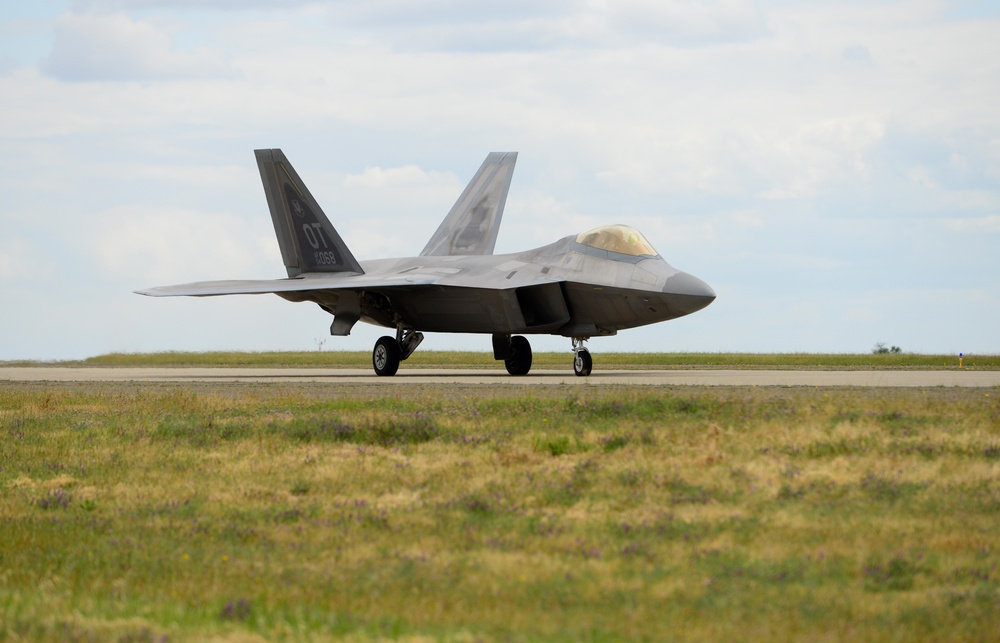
<box><xmin>663</xmin><ymin>271</ymin><xmax>716</xmax><ymax>315</ymax></box>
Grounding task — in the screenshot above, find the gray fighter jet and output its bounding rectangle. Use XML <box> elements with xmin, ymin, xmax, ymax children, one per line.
<box><xmin>136</xmin><ymin>149</ymin><xmax>715</xmax><ymax>376</ymax></box>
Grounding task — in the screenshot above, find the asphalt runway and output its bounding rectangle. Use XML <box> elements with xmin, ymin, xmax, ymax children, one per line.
<box><xmin>2</xmin><ymin>367</ymin><xmax>998</xmax><ymax>387</ymax></box>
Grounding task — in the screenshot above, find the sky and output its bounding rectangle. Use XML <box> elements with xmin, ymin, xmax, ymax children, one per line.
<box><xmin>1</xmin><ymin>0</ymin><xmax>998</xmax><ymax>360</ymax></box>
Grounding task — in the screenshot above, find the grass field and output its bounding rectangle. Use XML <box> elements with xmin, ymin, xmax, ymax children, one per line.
<box><xmin>22</xmin><ymin>350</ymin><xmax>999</xmax><ymax>369</ymax></box>
<box><xmin>2</xmin><ymin>378</ymin><xmax>999</xmax><ymax>641</ymax></box>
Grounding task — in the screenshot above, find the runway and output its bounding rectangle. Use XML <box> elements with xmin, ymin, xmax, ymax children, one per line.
<box><xmin>2</xmin><ymin>367</ymin><xmax>998</xmax><ymax>387</ymax></box>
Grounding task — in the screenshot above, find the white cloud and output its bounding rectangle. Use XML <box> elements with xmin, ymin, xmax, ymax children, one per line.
<box><xmin>324</xmin><ymin>167</ymin><xmax>463</xmax><ymax>258</ymax></box>
<box><xmin>2</xmin><ymin>1</ymin><xmax>1000</xmax><ymax>358</ymax></box>
<box><xmin>944</xmin><ymin>214</ymin><xmax>1000</xmax><ymax>233</ymax></box>
<box><xmin>728</xmin><ymin>211</ymin><xmax>764</xmax><ymax>228</ymax></box>
<box><xmin>606</xmin><ymin>0</ymin><xmax>769</xmax><ymax>46</ymax></box>
<box><xmin>71</xmin><ymin>0</ymin><xmax>314</xmax><ymax>9</ymax></box>
<box><xmin>88</xmin><ymin>206</ymin><xmax>277</xmax><ymax>284</ymax></box>
<box><xmin>0</xmin><ymin>238</ymin><xmax>33</xmax><ymax>280</ymax></box>
<box><xmin>315</xmin><ymin>0</ymin><xmax>769</xmax><ymax>51</ymax></box>
<box><xmin>907</xmin><ymin>165</ymin><xmax>938</xmax><ymax>189</ymax></box>
<box><xmin>344</xmin><ymin>165</ymin><xmax>454</xmax><ymax>189</ymax></box>
<box><xmin>92</xmin><ymin>162</ymin><xmax>252</xmax><ymax>189</ymax></box>
<box><xmin>41</xmin><ymin>12</ymin><xmax>235</xmax><ymax>82</ymax></box>
<box><xmin>841</xmin><ymin>44</ymin><xmax>873</xmax><ymax>64</ymax></box>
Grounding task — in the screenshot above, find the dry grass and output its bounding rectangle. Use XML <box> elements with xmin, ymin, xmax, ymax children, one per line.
<box><xmin>1</xmin><ymin>381</ymin><xmax>998</xmax><ymax>641</ymax></box>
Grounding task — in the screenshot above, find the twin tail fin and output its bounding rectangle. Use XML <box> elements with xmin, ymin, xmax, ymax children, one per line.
<box><xmin>257</xmin><ymin>148</ymin><xmax>518</xmax><ymax>276</ymax></box>
<box><xmin>255</xmin><ymin>149</ymin><xmax>364</xmax><ymax>277</ymax></box>
<box><xmin>420</xmin><ymin>152</ymin><xmax>517</xmax><ymax>257</ymax></box>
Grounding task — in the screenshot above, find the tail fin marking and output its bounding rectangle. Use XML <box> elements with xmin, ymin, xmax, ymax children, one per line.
<box><xmin>255</xmin><ymin>148</ymin><xmax>364</xmax><ymax>277</ymax></box>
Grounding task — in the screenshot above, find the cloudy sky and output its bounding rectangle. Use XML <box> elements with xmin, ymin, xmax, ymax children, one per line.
<box><xmin>1</xmin><ymin>0</ymin><xmax>998</xmax><ymax>360</ymax></box>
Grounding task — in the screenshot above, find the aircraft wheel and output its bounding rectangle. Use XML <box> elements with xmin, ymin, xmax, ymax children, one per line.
<box><xmin>504</xmin><ymin>335</ymin><xmax>532</xmax><ymax>375</ymax></box>
<box><xmin>373</xmin><ymin>336</ymin><xmax>401</xmax><ymax>376</ymax></box>
<box><xmin>573</xmin><ymin>349</ymin><xmax>593</xmax><ymax>377</ymax></box>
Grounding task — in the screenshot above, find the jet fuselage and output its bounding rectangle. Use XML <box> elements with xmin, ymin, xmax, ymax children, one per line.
<box><xmin>276</xmin><ymin>234</ymin><xmax>715</xmax><ymax>338</ymax></box>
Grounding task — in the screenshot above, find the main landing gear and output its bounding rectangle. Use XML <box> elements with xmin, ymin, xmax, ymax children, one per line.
<box><xmin>493</xmin><ymin>333</ymin><xmax>531</xmax><ymax>375</ymax></box>
<box><xmin>492</xmin><ymin>334</ymin><xmax>593</xmax><ymax>376</ymax></box>
<box><xmin>372</xmin><ymin>327</ymin><xmax>424</xmax><ymax>376</ymax></box>
<box><xmin>572</xmin><ymin>337</ymin><xmax>592</xmax><ymax>377</ymax></box>
<box><xmin>373</xmin><ymin>331</ymin><xmax>593</xmax><ymax>377</ymax></box>
<box><xmin>505</xmin><ymin>336</ymin><xmax>533</xmax><ymax>375</ymax></box>
<box><xmin>492</xmin><ymin>333</ymin><xmax>533</xmax><ymax>375</ymax></box>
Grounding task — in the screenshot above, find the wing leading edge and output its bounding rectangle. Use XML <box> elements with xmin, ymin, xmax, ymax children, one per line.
<box><xmin>135</xmin><ymin>273</ymin><xmax>442</xmax><ymax>298</ymax></box>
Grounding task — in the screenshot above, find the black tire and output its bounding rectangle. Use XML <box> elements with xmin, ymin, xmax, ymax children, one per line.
<box><xmin>372</xmin><ymin>336</ymin><xmax>401</xmax><ymax>376</ymax></box>
<box><xmin>573</xmin><ymin>349</ymin><xmax>593</xmax><ymax>377</ymax></box>
<box><xmin>504</xmin><ymin>335</ymin><xmax>532</xmax><ymax>375</ymax></box>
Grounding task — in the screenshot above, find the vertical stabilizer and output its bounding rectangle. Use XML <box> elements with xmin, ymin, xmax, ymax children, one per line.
<box><xmin>420</xmin><ymin>152</ymin><xmax>517</xmax><ymax>256</ymax></box>
<box><xmin>255</xmin><ymin>149</ymin><xmax>364</xmax><ymax>277</ymax></box>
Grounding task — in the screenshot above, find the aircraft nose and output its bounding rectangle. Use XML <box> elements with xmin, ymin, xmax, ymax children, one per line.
<box><xmin>663</xmin><ymin>271</ymin><xmax>716</xmax><ymax>313</ymax></box>
<box><xmin>665</xmin><ymin>271</ymin><xmax>715</xmax><ymax>298</ymax></box>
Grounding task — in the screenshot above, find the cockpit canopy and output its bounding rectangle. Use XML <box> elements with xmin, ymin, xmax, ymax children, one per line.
<box><xmin>575</xmin><ymin>225</ymin><xmax>659</xmax><ymax>258</ymax></box>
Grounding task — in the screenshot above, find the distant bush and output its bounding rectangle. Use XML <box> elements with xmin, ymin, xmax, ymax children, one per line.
<box><xmin>872</xmin><ymin>343</ymin><xmax>902</xmax><ymax>355</ymax></box>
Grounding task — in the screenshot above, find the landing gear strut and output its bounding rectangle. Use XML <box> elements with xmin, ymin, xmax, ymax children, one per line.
<box><xmin>372</xmin><ymin>326</ymin><xmax>424</xmax><ymax>376</ymax></box>
<box><xmin>572</xmin><ymin>337</ymin><xmax>592</xmax><ymax>377</ymax></box>
<box><xmin>397</xmin><ymin>327</ymin><xmax>424</xmax><ymax>360</ymax></box>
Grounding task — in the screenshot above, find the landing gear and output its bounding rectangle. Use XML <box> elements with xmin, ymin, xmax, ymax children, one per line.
<box><xmin>492</xmin><ymin>333</ymin><xmax>532</xmax><ymax>375</ymax></box>
<box><xmin>372</xmin><ymin>336</ymin><xmax>400</xmax><ymax>376</ymax></box>
<box><xmin>372</xmin><ymin>326</ymin><xmax>424</xmax><ymax>376</ymax></box>
<box><xmin>505</xmin><ymin>336</ymin><xmax>532</xmax><ymax>375</ymax></box>
<box><xmin>397</xmin><ymin>327</ymin><xmax>424</xmax><ymax>360</ymax></box>
<box><xmin>572</xmin><ymin>337</ymin><xmax>592</xmax><ymax>377</ymax></box>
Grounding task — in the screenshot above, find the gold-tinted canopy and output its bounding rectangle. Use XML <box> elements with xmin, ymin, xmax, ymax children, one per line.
<box><xmin>575</xmin><ymin>225</ymin><xmax>658</xmax><ymax>257</ymax></box>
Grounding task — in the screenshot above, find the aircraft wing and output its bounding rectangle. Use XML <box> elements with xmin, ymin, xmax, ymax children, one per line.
<box><xmin>134</xmin><ymin>273</ymin><xmax>440</xmax><ymax>298</ymax></box>
<box><xmin>136</xmin><ymin>268</ymin><xmax>571</xmax><ymax>337</ymax></box>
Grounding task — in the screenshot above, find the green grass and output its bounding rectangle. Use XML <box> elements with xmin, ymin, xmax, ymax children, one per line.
<box><xmin>18</xmin><ymin>350</ymin><xmax>997</xmax><ymax>369</ymax></box>
<box><xmin>2</xmin><ymin>382</ymin><xmax>999</xmax><ymax>640</ymax></box>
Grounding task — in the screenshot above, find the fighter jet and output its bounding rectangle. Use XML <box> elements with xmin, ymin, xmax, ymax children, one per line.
<box><xmin>136</xmin><ymin>149</ymin><xmax>715</xmax><ymax>376</ymax></box>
